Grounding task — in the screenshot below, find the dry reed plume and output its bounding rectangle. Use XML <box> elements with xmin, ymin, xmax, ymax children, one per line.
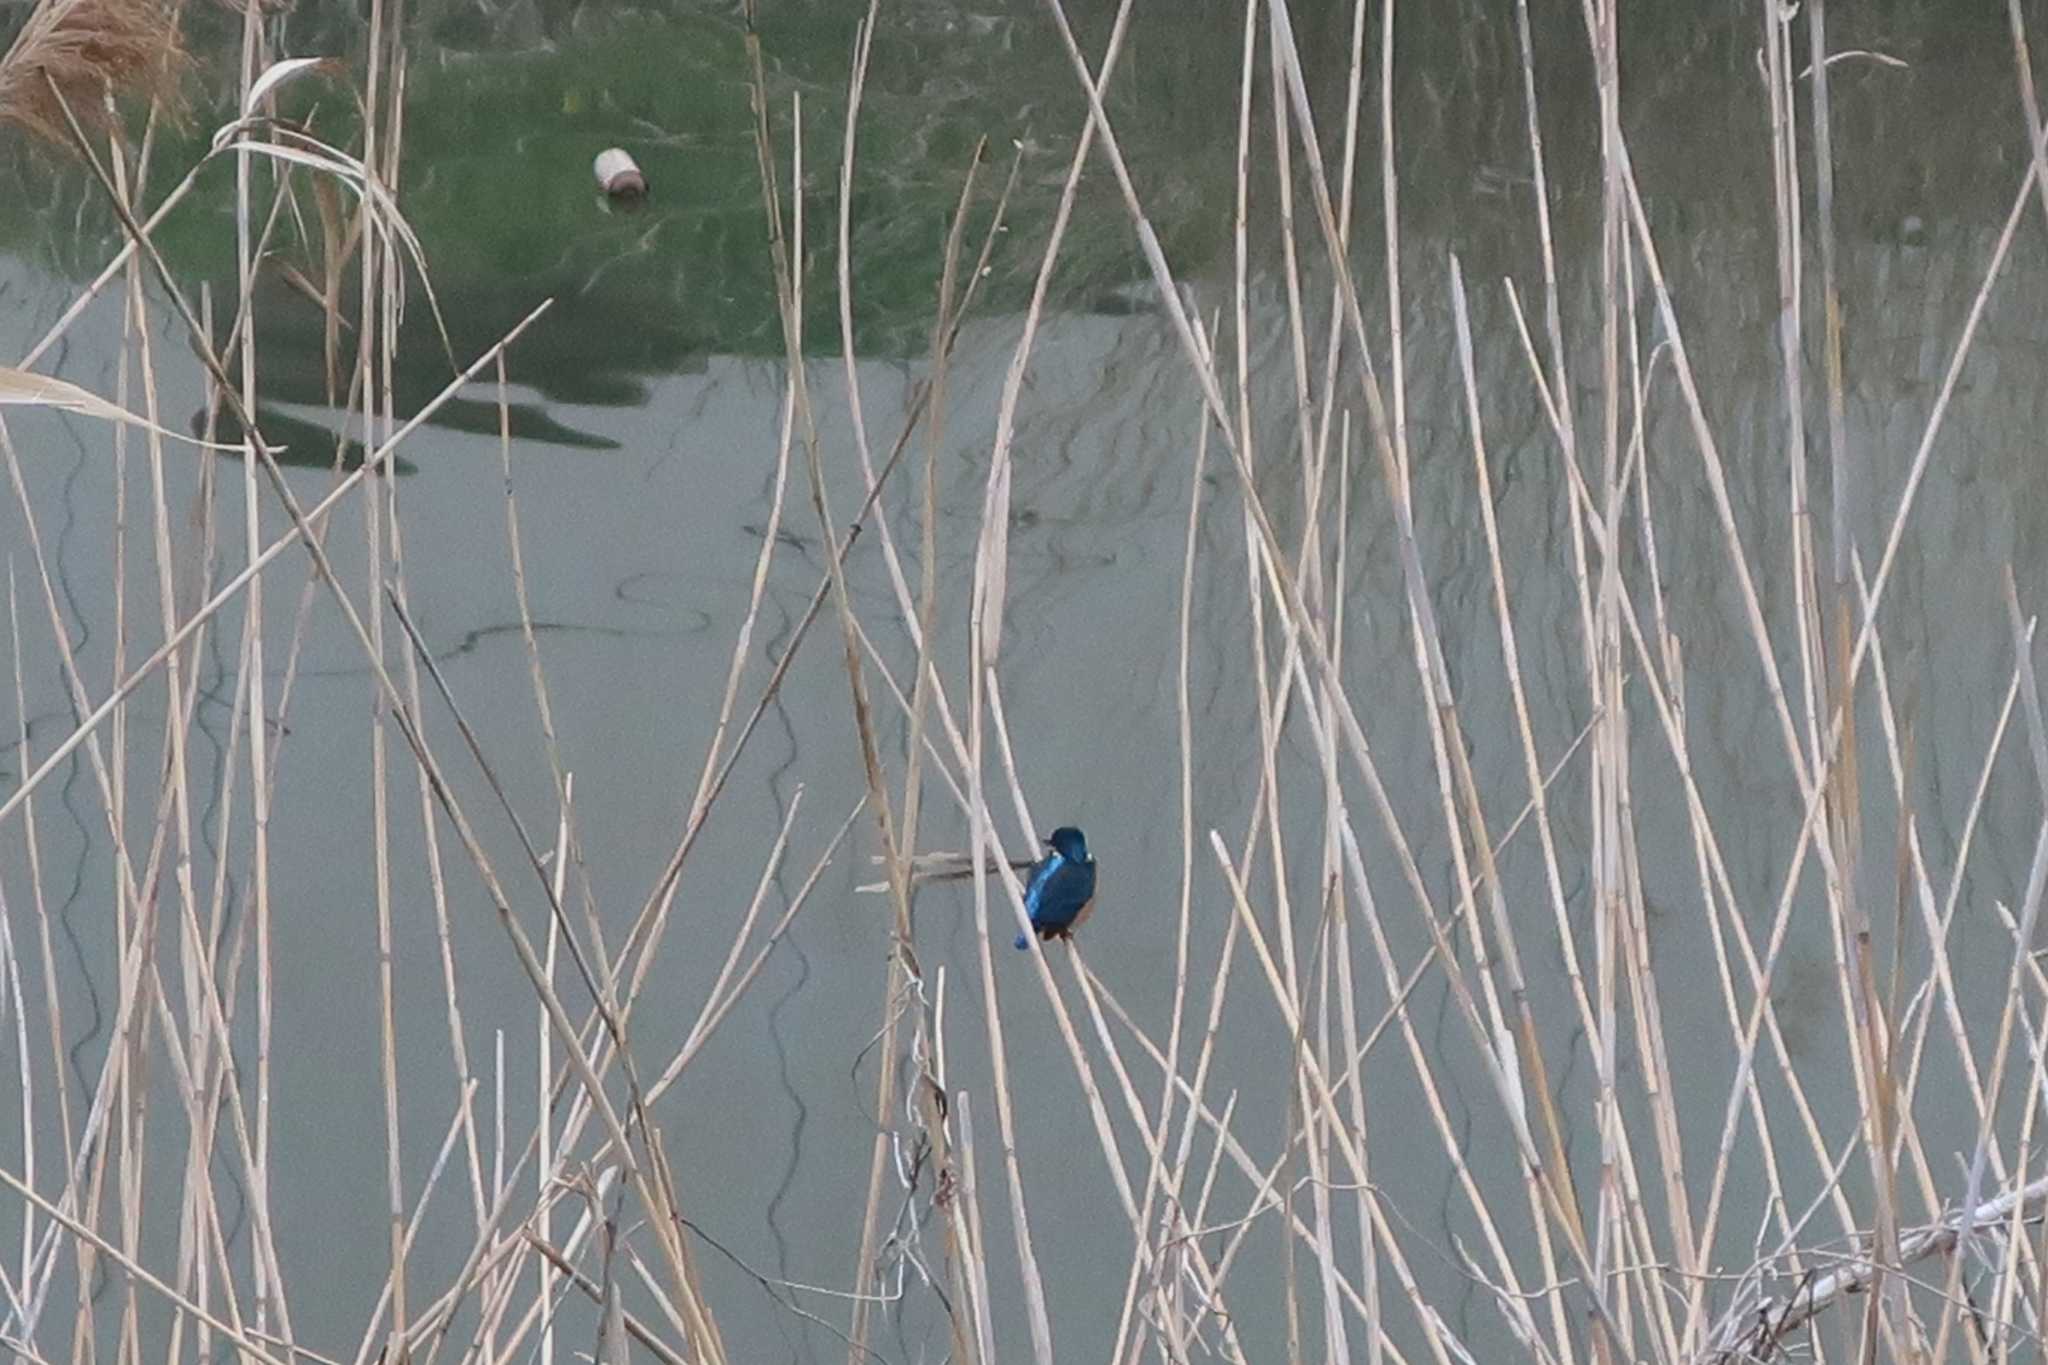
<box><xmin>0</xmin><ymin>0</ymin><xmax>185</xmax><ymax>149</ymax></box>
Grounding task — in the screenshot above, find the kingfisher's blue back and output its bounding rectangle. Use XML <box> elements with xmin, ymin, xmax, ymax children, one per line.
<box><xmin>1014</xmin><ymin>826</ymin><xmax>1097</xmax><ymax>949</ymax></box>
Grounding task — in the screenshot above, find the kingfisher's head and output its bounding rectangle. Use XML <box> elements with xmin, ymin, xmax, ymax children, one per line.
<box><xmin>1045</xmin><ymin>826</ymin><xmax>1090</xmax><ymax>862</ymax></box>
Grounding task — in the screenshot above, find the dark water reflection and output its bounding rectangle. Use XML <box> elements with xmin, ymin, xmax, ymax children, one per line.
<box><xmin>3</xmin><ymin>0</ymin><xmax>2047</xmax><ymax>1360</ymax></box>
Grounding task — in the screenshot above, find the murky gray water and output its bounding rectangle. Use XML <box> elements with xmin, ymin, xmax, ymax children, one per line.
<box><xmin>5</xmin><ymin>1</ymin><xmax>2048</xmax><ymax>1360</ymax></box>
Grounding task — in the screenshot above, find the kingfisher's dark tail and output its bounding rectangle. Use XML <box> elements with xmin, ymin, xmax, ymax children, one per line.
<box><xmin>1014</xmin><ymin>932</ymin><xmax>1029</xmax><ymax>950</ymax></box>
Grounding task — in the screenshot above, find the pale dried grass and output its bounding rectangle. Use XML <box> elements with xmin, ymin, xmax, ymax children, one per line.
<box><xmin>0</xmin><ymin>0</ymin><xmax>186</xmax><ymax>149</ymax></box>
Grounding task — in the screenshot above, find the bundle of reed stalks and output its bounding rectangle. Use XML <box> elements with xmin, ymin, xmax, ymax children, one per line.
<box><xmin>7</xmin><ymin>0</ymin><xmax>2048</xmax><ymax>1361</ymax></box>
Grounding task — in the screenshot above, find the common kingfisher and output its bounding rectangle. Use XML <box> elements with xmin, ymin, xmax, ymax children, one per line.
<box><xmin>1014</xmin><ymin>826</ymin><xmax>1097</xmax><ymax>949</ymax></box>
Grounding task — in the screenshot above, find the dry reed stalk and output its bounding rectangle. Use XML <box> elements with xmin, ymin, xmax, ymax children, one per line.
<box><xmin>945</xmin><ymin>4</ymin><xmax>1136</xmax><ymax>1359</ymax></box>
<box><xmin>497</xmin><ymin>302</ymin><xmax>606</xmax><ymax>1011</ymax></box>
<box><xmin>1047</xmin><ymin>3</ymin><xmax>2048</xmax><ymax>1361</ymax></box>
<box><xmin>521</xmin><ymin>1234</ymin><xmax>687</xmax><ymax>1365</ymax></box>
<box><xmin>618</xmin><ymin>130</ymin><xmax>1013</xmax><ymax>1023</ymax></box>
<box><xmin>1295</xmin><ymin>218</ymin><xmax>1363</xmax><ymax>1353</ymax></box>
<box><xmin>1106</xmin><ymin>380</ymin><xmax>1215</xmax><ymax>1365</ymax></box>
<box><xmin>1760</xmin><ymin>7</ymin><xmax>1911</xmax><ymax>1352</ymax></box>
<box><xmin>1499</xmin><ymin>280</ymin><xmax>1823</xmax><ymax>1326</ymax></box>
<box><xmin>832</xmin><ymin>0</ymin><xmax>919</xmax><ymax>646</ymax></box>
<box><xmin>225</xmin><ymin>13</ymin><xmax>286</xmax><ymax>1344</ymax></box>
<box><xmin>1259</xmin><ymin>1</ymin><xmax>1406</xmax><ymax>1350</ymax></box>
<box><xmin>378</xmin><ymin>589</ymin><xmax>724</xmax><ymax>1362</ymax></box>
<box><xmin>1364</xmin><ymin>0</ymin><xmax>1597</xmax><ymax>1340</ymax></box>
<box><xmin>745</xmin><ymin>24</ymin><xmax>1105</xmax><ymax>1365</ymax></box>
<box><xmin>415</xmin><ymin>510</ymin><xmax>489</xmax><ymax>1246</ymax></box>
<box><xmin>1</xmin><ymin>582</ymin><xmax>62</xmax><ymax>1345</ymax></box>
<box><xmin>1450</xmin><ymin>262</ymin><xmax>1610</xmax><ymax>1360</ymax></box>
<box><xmin>4</xmin><ymin>48</ymin><xmax>655</xmax><ymax>1358</ymax></box>
<box><xmin>0</xmin><ymin>302</ymin><xmax>551</xmax><ymax>837</ymax></box>
<box><xmin>448</xmin><ymin>73</ymin><xmax>1022</xmax><ymax>1365</ymax></box>
<box><xmin>837</xmin><ymin>9</ymin><xmax>937</xmax><ymax>1353</ymax></box>
<box><xmin>1194</xmin><ymin>835</ymin><xmax>1463</xmax><ymax>1354</ymax></box>
<box><xmin>1242</xmin><ymin>28</ymin><xmax>1308</xmax><ymax>1363</ymax></box>
<box><xmin>82</xmin><ymin>101</ymin><xmax>706</xmax><ymax>1335</ymax></box>
<box><xmin>892</xmin><ymin>112</ymin><xmax>996</xmax><ymax>1365</ymax></box>
<box><xmin>739</xmin><ymin>19</ymin><xmax>1007</xmax><ymax>1359</ymax></box>
<box><xmin>1605</xmin><ymin>105</ymin><xmax>2048</xmax><ymax>1314</ymax></box>
<box><xmin>362</xmin><ymin>45</ymin><xmax>425</xmax><ymax>1335</ymax></box>
<box><xmin>1713</xmin><ymin>1169</ymin><xmax>2048</xmax><ymax>1357</ymax></box>
<box><xmin>643</xmin><ymin>800</ymin><xmax>861</xmax><ymax>1108</ymax></box>
<box><xmin>1052</xmin><ymin>26</ymin><xmax>1565</xmax><ymax>1311</ymax></box>
<box><xmin>1302</xmin><ymin>13</ymin><xmax>1623</xmax><ymax>1350</ymax></box>
<box><xmin>0</xmin><ymin>402</ymin><xmax>278</xmax><ymax>1358</ymax></box>
<box><xmin>929</xmin><ymin>48</ymin><xmax>1324</xmax><ymax>1365</ymax></box>
<box><xmin>1048</xmin><ymin>5</ymin><xmax>1499</xmax><ymax>1350</ymax></box>
<box><xmin>837</xmin><ymin>411</ymin><xmax>1262</xmax><ymax>1358</ymax></box>
<box><xmin>118</xmin><ymin>150</ymin><xmax>227</xmax><ymax>1350</ymax></box>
